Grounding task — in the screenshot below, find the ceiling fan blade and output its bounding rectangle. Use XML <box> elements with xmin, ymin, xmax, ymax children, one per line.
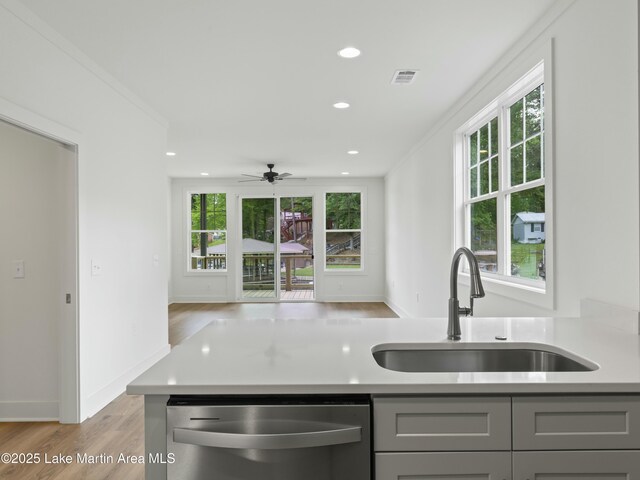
<box><xmin>241</xmin><ymin>173</ymin><xmax>264</xmax><ymax>179</ymax></box>
<box><xmin>238</xmin><ymin>179</ymin><xmax>263</xmax><ymax>182</ymax></box>
<box><xmin>280</xmin><ymin>177</ymin><xmax>307</xmax><ymax>181</ymax></box>
<box><xmin>278</xmin><ymin>172</ymin><xmax>292</xmax><ymax>178</ymax></box>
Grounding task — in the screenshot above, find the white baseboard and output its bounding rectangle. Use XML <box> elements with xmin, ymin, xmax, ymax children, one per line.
<box><xmin>320</xmin><ymin>295</ymin><xmax>385</xmax><ymax>302</ymax></box>
<box><xmin>0</xmin><ymin>401</ymin><xmax>58</xmax><ymax>422</ymax></box>
<box><xmin>83</xmin><ymin>344</ymin><xmax>171</xmax><ymax>421</ymax></box>
<box><xmin>580</xmin><ymin>298</ymin><xmax>640</xmax><ymax>334</ymax></box>
<box><xmin>384</xmin><ymin>298</ymin><xmax>411</xmax><ymax>318</ymax></box>
<box><xmin>170</xmin><ymin>295</ymin><xmax>229</xmax><ymax>303</ymax></box>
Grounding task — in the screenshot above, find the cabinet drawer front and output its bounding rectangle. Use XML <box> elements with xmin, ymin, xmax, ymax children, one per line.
<box><xmin>376</xmin><ymin>452</ymin><xmax>512</xmax><ymax>480</ymax></box>
<box><xmin>513</xmin><ymin>395</ymin><xmax>640</xmax><ymax>450</ymax></box>
<box><xmin>513</xmin><ymin>450</ymin><xmax>640</xmax><ymax>478</ymax></box>
<box><xmin>374</xmin><ymin>397</ymin><xmax>511</xmax><ymax>451</ymax></box>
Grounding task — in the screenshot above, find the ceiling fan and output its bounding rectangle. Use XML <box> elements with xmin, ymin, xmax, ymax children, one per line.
<box><xmin>239</xmin><ymin>164</ymin><xmax>306</xmax><ymax>184</ymax></box>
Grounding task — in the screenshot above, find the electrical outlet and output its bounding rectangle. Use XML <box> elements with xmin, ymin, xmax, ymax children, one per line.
<box><xmin>152</xmin><ymin>254</ymin><xmax>160</xmax><ymax>267</ymax></box>
<box><xmin>13</xmin><ymin>260</ymin><xmax>25</xmax><ymax>279</ymax></box>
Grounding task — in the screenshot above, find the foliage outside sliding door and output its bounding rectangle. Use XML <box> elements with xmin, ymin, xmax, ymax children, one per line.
<box><xmin>189</xmin><ymin>193</ymin><xmax>227</xmax><ymax>271</ymax></box>
<box><xmin>325</xmin><ymin>192</ymin><xmax>362</xmax><ymax>270</ymax></box>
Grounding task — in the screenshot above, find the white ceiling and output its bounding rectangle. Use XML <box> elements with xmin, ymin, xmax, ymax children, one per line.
<box><xmin>18</xmin><ymin>0</ymin><xmax>555</xmax><ymax>178</ymax></box>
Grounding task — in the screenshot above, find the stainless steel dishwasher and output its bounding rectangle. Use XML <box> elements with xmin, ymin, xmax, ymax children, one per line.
<box><xmin>167</xmin><ymin>395</ymin><xmax>371</xmax><ymax>480</ymax></box>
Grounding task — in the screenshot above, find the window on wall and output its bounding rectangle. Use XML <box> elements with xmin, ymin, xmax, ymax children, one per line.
<box><xmin>325</xmin><ymin>192</ymin><xmax>362</xmax><ymax>270</ymax></box>
<box><xmin>461</xmin><ymin>62</ymin><xmax>547</xmax><ymax>289</ymax></box>
<box><xmin>189</xmin><ymin>193</ymin><xmax>227</xmax><ymax>271</ymax></box>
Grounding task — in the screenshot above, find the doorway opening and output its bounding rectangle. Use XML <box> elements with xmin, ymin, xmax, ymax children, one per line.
<box><xmin>0</xmin><ymin>117</ymin><xmax>78</xmax><ymax>423</ymax></box>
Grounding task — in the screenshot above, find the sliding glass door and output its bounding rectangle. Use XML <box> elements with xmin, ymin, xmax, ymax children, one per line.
<box><xmin>241</xmin><ymin>197</ymin><xmax>276</xmax><ymax>299</ymax></box>
<box><xmin>279</xmin><ymin>196</ymin><xmax>314</xmax><ymax>300</ymax></box>
<box><xmin>240</xmin><ymin>195</ymin><xmax>315</xmax><ymax>301</ymax></box>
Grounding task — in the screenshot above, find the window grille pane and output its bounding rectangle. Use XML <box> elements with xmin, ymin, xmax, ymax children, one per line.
<box><xmin>326</xmin><ymin>193</ymin><xmax>361</xmax><ymax>230</ymax></box>
<box><xmin>510</xmin><ymin>99</ymin><xmax>524</xmax><ymax>145</ymax></box>
<box><xmin>490</xmin><ymin>117</ymin><xmax>498</xmax><ymax>156</ymax></box>
<box><xmin>190</xmin><ymin>194</ymin><xmax>201</xmax><ymax>230</ymax></box>
<box><xmin>510</xmin><ymin>186</ymin><xmax>545</xmax><ymax>281</ymax></box>
<box><xmin>326</xmin><ymin>231</ymin><xmax>361</xmax><ymax>269</ymax></box>
<box><xmin>479</xmin><ymin>161</ymin><xmax>489</xmax><ymax>196</ymax></box>
<box><xmin>204</xmin><ymin>193</ymin><xmax>227</xmax><ymax>230</ymax></box>
<box><xmin>525</xmin><ymin>136</ymin><xmax>542</xmax><ymax>182</ymax></box>
<box><xmin>191</xmin><ymin>232</ymin><xmax>204</xmax><ymax>256</ymax></box>
<box><xmin>525</xmin><ymin>86</ymin><xmax>542</xmax><ymax>136</ymax></box>
<box><xmin>479</xmin><ymin>124</ymin><xmax>489</xmax><ymax>160</ymax></box>
<box><xmin>470</xmin><ymin>132</ymin><xmax>478</xmax><ymax>167</ymax></box>
<box><xmin>191</xmin><ymin>193</ymin><xmax>227</xmax><ymax>230</ymax></box>
<box><xmin>511</xmin><ymin>144</ymin><xmax>524</xmax><ymax>186</ymax></box>
<box><xmin>470</xmin><ymin>165</ymin><xmax>478</xmax><ymax>198</ymax></box>
<box><xmin>470</xmin><ymin>198</ymin><xmax>497</xmax><ymax>273</ymax></box>
<box><xmin>190</xmin><ymin>231</ymin><xmax>227</xmax><ymax>270</ymax></box>
<box><xmin>490</xmin><ymin>156</ymin><xmax>499</xmax><ymax>193</ymax></box>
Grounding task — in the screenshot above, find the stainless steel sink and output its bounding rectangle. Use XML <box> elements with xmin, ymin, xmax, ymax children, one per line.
<box><xmin>372</xmin><ymin>344</ymin><xmax>598</xmax><ymax>372</ymax></box>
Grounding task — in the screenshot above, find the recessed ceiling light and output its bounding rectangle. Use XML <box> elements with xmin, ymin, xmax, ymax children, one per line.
<box><xmin>200</xmin><ymin>172</ymin><xmax>209</xmax><ymax>176</ymax></box>
<box><xmin>347</xmin><ymin>150</ymin><xmax>359</xmax><ymax>155</ymax></box>
<box><xmin>333</xmin><ymin>102</ymin><xmax>350</xmax><ymax>109</ymax></box>
<box><xmin>338</xmin><ymin>47</ymin><xmax>361</xmax><ymax>59</ymax></box>
<box><xmin>341</xmin><ymin>172</ymin><xmax>350</xmax><ymax>175</ymax></box>
<box><xmin>166</xmin><ymin>151</ymin><xmax>176</xmax><ymax>156</ymax></box>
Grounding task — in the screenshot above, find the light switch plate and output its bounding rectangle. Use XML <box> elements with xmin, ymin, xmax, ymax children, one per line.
<box><xmin>91</xmin><ymin>259</ymin><xmax>102</xmax><ymax>276</ymax></box>
<box><xmin>13</xmin><ymin>260</ymin><xmax>25</xmax><ymax>279</ymax></box>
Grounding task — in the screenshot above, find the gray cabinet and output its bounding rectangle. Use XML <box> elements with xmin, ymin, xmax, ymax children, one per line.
<box><xmin>374</xmin><ymin>396</ymin><xmax>511</xmax><ymax>451</ymax></box>
<box><xmin>377</xmin><ymin>452</ymin><xmax>512</xmax><ymax>480</ymax></box>
<box><xmin>374</xmin><ymin>396</ymin><xmax>511</xmax><ymax>479</ymax></box>
<box><xmin>513</xmin><ymin>451</ymin><xmax>640</xmax><ymax>479</ymax></box>
<box><xmin>512</xmin><ymin>395</ymin><xmax>640</xmax><ymax>450</ymax></box>
<box><xmin>374</xmin><ymin>395</ymin><xmax>640</xmax><ymax>480</ymax></box>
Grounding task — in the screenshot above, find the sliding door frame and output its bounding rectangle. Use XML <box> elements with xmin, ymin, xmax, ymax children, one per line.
<box><xmin>236</xmin><ymin>192</ymin><xmax>317</xmax><ymax>303</ymax></box>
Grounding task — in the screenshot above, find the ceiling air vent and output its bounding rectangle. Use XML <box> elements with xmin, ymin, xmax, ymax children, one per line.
<box><xmin>391</xmin><ymin>69</ymin><xmax>419</xmax><ymax>85</ymax></box>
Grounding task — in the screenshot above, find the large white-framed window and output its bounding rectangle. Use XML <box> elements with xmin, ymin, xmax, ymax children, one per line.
<box><xmin>324</xmin><ymin>192</ymin><xmax>363</xmax><ymax>271</ymax></box>
<box><xmin>455</xmin><ymin>60</ymin><xmax>552</xmax><ymax>302</ymax></box>
<box><xmin>187</xmin><ymin>192</ymin><xmax>227</xmax><ymax>271</ymax></box>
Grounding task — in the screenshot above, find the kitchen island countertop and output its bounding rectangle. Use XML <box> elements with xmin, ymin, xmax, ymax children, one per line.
<box><xmin>127</xmin><ymin>316</ymin><xmax>640</xmax><ymax>395</ymax></box>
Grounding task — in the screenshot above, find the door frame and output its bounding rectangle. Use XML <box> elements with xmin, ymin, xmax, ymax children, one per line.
<box><xmin>0</xmin><ymin>98</ymin><xmax>81</xmax><ymax>423</ymax></box>
<box><xmin>236</xmin><ymin>192</ymin><xmax>317</xmax><ymax>302</ymax></box>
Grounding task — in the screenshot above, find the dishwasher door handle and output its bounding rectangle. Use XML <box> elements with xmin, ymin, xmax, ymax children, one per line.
<box><xmin>173</xmin><ymin>424</ymin><xmax>362</xmax><ymax>450</ymax></box>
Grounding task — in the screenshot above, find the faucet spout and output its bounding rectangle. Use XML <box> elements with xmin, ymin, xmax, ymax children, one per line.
<box><xmin>448</xmin><ymin>247</ymin><xmax>485</xmax><ymax>340</ymax></box>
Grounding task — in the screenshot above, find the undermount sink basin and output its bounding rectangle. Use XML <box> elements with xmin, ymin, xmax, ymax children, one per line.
<box><xmin>372</xmin><ymin>343</ymin><xmax>598</xmax><ymax>373</ymax></box>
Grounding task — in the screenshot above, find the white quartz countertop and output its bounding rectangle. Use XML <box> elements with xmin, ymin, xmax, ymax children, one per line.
<box><xmin>126</xmin><ymin>316</ymin><xmax>640</xmax><ymax>395</ymax></box>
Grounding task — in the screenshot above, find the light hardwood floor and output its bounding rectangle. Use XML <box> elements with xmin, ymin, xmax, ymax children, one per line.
<box><xmin>0</xmin><ymin>302</ymin><xmax>397</xmax><ymax>480</ymax></box>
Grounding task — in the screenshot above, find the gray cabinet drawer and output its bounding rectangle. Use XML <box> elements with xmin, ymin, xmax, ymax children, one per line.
<box><xmin>376</xmin><ymin>452</ymin><xmax>512</xmax><ymax>480</ymax></box>
<box><xmin>513</xmin><ymin>450</ymin><xmax>640</xmax><ymax>478</ymax></box>
<box><xmin>374</xmin><ymin>397</ymin><xmax>511</xmax><ymax>451</ymax></box>
<box><xmin>513</xmin><ymin>395</ymin><xmax>640</xmax><ymax>450</ymax></box>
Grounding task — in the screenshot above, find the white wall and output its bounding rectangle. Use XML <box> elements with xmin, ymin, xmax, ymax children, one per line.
<box><xmin>170</xmin><ymin>177</ymin><xmax>385</xmax><ymax>303</ymax></box>
<box><xmin>0</xmin><ymin>1</ymin><xmax>170</xmax><ymax>420</ymax></box>
<box><xmin>0</xmin><ymin>122</ymin><xmax>72</xmax><ymax>420</ymax></box>
<box><xmin>386</xmin><ymin>0</ymin><xmax>639</xmax><ymax>318</ymax></box>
